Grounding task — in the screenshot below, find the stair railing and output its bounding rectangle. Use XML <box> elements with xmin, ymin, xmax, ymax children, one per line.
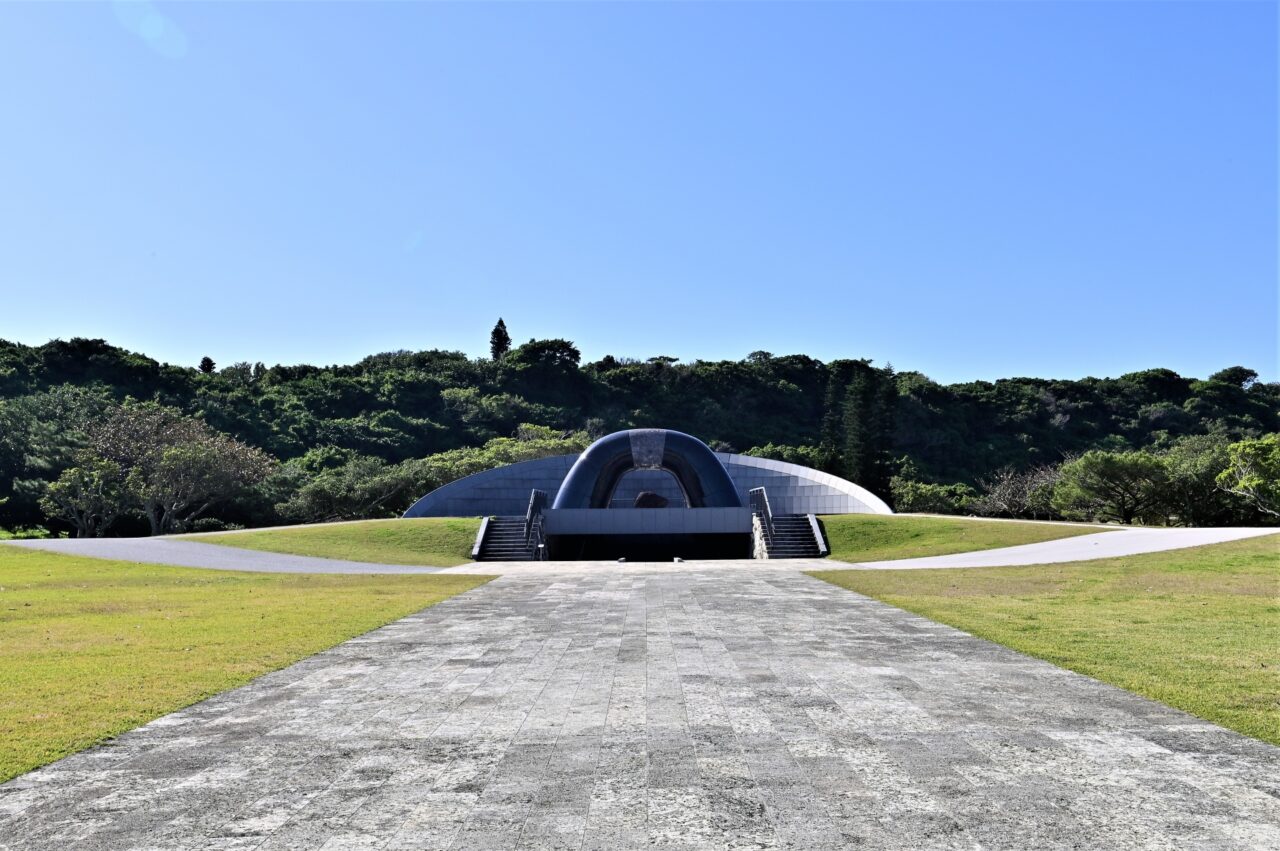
<box><xmin>806</xmin><ymin>513</ymin><xmax>829</xmax><ymax>556</ymax></box>
<box><xmin>748</xmin><ymin>487</ymin><xmax>774</xmax><ymax>546</ymax></box>
<box><xmin>529</xmin><ymin>512</ymin><xmax>548</xmax><ymax>560</ymax></box>
<box><xmin>525</xmin><ymin>489</ymin><xmax>548</xmax><ymax>559</ymax></box>
<box><xmin>471</xmin><ymin>516</ymin><xmax>491</xmax><ymax>560</ymax></box>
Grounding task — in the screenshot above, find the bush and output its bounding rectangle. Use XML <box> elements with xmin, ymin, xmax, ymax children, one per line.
<box><xmin>889</xmin><ymin>477</ymin><xmax>976</xmax><ymax>514</ymax></box>
<box><xmin>186</xmin><ymin>518</ymin><xmax>244</xmax><ymax>533</ymax></box>
<box><xmin>0</xmin><ymin>526</ymin><xmax>55</xmax><ymax>540</ymax></box>
<box><xmin>743</xmin><ymin>443</ymin><xmax>828</xmax><ymax>468</ymax></box>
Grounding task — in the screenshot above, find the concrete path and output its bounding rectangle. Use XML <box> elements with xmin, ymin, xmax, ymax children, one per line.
<box><xmin>843</xmin><ymin>526</ymin><xmax>1278</xmax><ymax>570</ymax></box>
<box><xmin>2</xmin><ymin>566</ymin><xmax>1277</xmax><ymax>850</ymax></box>
<box><xmin>5</xmin><ymin>526</ymin><xmax>1276</xmax><ymax>576</ymax></box>
<box><xmin>2</xmin><ymin>537</ymin><xmax>445</xmax><ymax>575</ymax></box>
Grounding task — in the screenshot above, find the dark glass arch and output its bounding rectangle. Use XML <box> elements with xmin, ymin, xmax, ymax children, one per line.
<box><xmin>551</xmin><ymin>429</ymin><xmax>742</xmax><ymax>509</ymax></box>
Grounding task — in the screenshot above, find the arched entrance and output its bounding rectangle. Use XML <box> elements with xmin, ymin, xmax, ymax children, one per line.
<box><xmin>609</xmin><ymin>468</ymin><xmax>688</xmax><ymax>508</ymax></box>
<box><xmin>552</xmin><ymin>429</ymin><xmax>742</xmax><ymax>510</ymax></box>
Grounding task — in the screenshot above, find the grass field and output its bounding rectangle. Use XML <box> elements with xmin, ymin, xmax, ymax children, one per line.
<box><xmin>180</xmin><ymin>517</ymin><xmax>482</xmax><ymax>566</ymax></box>
<box><xmin>819</xmin><ymin>514</ymin><xmax>1109</xmax><ymax>563</ymax></box>
<box><xmin>810</xmin><ymin>534</ymin><xmax>1280</xmax><ymax>745</ymax></box>
<box><xmin>0</xmin><ymin>547</ymin><xmax>491</xmax><ymax>782</ymax></box>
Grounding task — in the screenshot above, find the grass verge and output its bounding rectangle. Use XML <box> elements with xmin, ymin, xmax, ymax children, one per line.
<box><xmin>0</xmin><ymin>547</ymin><xmax>492</xmax><ymax>782</ymax></box>
<box><xmin>179</xmin><ymin>517</ymin><xmax>481</xmax><ymax>566</ymax></box>
<box><xmin>820</xmin><ymin>514</ymin><xmax>1109</xmax><ymax>563</ymax></box>
<box><xmin>809</xmin><ymin>534</ymin><xmax>1280</xmax><ymax>744</ymax></box>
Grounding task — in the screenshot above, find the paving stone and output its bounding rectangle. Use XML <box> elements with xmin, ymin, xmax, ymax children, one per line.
<box><xmin>1</xmin><ymin>566</ymin><xmax>1278</xmax><ymax>850</ymax></box>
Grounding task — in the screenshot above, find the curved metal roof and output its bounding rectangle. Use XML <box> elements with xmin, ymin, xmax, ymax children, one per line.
<box><xmin>403</xmin><ymin>449</ymin><xmax>891</xmax><ymax>518</ymax></box>
<box><xmin>552</xmin><ymin>429</ymin><xmax>742</xmax><ymax>510</ymax></box>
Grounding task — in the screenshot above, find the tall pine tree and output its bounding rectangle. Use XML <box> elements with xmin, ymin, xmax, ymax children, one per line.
<box><xmin>841</xmin><ymin>364</ymin><xmax>876</xmax><ymax>485</ymax></box>
<box><xmin>489</xmin><ymin>318</ymin><xmax>511</xmax><ymax>360</ymax></box>
<box><xmin>821</xmin><ymin>359</ymin><xmax>897</xmax><ymax>498</ymax></box>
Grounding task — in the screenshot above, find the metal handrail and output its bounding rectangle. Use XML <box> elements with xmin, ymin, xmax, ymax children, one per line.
<box><xmin>529</xmin><ymin>512</ymin><xmax>548</xmax><ymax>560</ymax></box>
<box><xmin>524</xmin><ymin>489</ymin><xmax>547</xmax><ymax>544</ymax></box>
<box><xmin>524</xmin><ymin>489</ymin><xmax>549</xmax><ymax>559</ymax></box>
<box><xmin>748</xmin><ymin>487</ymin><xmax>774</xmax><ymax>544</ymax></box>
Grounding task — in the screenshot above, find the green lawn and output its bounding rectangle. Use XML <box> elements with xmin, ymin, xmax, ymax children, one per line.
<box><xmin>180</xmin><ymin>517</ymin><xmax>482</xmax><ymax>566</ymax></box>
<box><xmin>0</xmin><ymin>547</ymin><xmax>492</xmax><ymax>782</ymax></box>
<box><xmin>820</xmin><ymin>514</ymin><xmax>1109</xmax><ymax>563</ymax></box>
<box><xmin>810</xmin><ymin>534</ymin><xmax>1280</xmax><ymax>745</ymax></box>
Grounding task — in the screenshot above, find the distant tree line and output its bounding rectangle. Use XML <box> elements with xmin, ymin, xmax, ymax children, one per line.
<box><xmin>889</xmin><ymin>434</ymin><xmax>1280</xmax><ymax>526</ymax></box>
<box><xmin>0</xmin><ymin>330</ymin><xmax>1275</xmax><ymax>536</ymax></box>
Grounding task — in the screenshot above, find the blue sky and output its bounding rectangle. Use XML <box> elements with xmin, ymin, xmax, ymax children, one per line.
<box><xmin>0</xmin><ymin>1</ymin><xmax>1274</xmax><ymax>383</ymax></box>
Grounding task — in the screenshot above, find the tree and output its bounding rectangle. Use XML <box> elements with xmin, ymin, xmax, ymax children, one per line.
<box><xmin>1208</xmin><ymin>366</ymin><xmax>1258</xmax><ymax>389</ymax></box>
<box><xmin>220</xmin><ymin>361</ymin><xmax>253</xmax><ymax>384</ymax></box>
<box><xmin>823</xmin><ymin>361</ymin><xmax>896</xmax><ymax>496</ymax></box>
<box><xmin>0</xmin><ymin>386</ymin><xmax>109</xmax><ymax>530</ymax></box>
<box><xmin>490</xmin><ymin>318</ymin><xmax>511</xmax><ymax>360</ymax></box>
<box><xmin>506</xmin><ymin>338</ymin><xmax>580</xmax><ymax>370</ymax></box>
<box><xmin>1052</xmin><ymin>450</ymin><xmax>1169</xmax><ymax>524</ymax></box>
<box><xmin>132</xmin><ymin>440</ymin><xmax>275</xmax><ymax>534</ymax></box>
<box><xmin>198</xmin><ymin>356</ymin><xmax>216</xmax><ymax>374</ymax></box>
<box><xmin>1</xmin><ymin>332</ymin><xmax>1276</xmax><ymax>533</ymax></box>
<box><xmin>90</xmin><ymin>405</ymin><xmax>275</xmax><ymax>535</ymax></box>
<box><xmin>275</xmin><ymin>455</ymin><xmax>414</xmax><ymax>523</ymax></box>
<box><xmin>1162</xmin><ymin>434</ymin><xmax>1239</xmax><ymax>526</ymax></box>
<box><xmin>970</xmin><ymin>464</ymin><xmax>1062</xmax><ymax>520</ymax></box>
<box><xmin>1216</xmin><ymin>434</ymin><xmax>1280</xmax><ymax>518</ymax></box>
<box><xmin>38</xmin><ymin>456</ymin><xmax>128</xmax><ymax>538</ymax></box>
<box><xmin>841</xmin><ymin>367</ymin><xmax>876</xmax><ymax>484</ymax></box>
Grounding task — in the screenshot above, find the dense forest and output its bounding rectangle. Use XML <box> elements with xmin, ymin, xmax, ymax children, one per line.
<box><xmin>1</xmin><ymin>332</ymin><xmax>1276</xmax><ymax>536</ymax></box>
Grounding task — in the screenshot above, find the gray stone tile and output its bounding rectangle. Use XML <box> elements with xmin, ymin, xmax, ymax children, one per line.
<box><xmin>2</xmin><ymin>567</ymin><xmax>1278</xmax><ymax>850</ymax></box>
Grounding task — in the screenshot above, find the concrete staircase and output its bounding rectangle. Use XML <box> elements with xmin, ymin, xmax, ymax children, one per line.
<box><xmin>761</xmin><ymin>514</ymin><xmax>824</xmax><ymax>559</ymax></box>
<box><xmin>477</xmin><ymin>516</ymin><xmax>536</xmax><ymax>561</ymax></box>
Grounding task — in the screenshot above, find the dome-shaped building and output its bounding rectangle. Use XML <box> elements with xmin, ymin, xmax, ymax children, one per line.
<box><xmin>404</xmin><ymin>429</ymin><xmax>890</xmax><ymax>561</ymax></box>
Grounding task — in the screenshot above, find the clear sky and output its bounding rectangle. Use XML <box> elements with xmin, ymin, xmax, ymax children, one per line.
<box><xmin>1</xmin><ymin>1</ymin><xmax>1275</xmax><ymax>384</ymax></box>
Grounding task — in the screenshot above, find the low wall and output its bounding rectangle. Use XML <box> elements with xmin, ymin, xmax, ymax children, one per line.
<box><xmin>543</xmin><ymin>507</ymin><xmax>752</xmax><ymax>536</ymax></box>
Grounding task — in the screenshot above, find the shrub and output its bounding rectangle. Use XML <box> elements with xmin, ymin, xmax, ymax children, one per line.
<box><xmin>187</xmin><ymin>518</ymin><xmax>245</xmax><ymax>533</ymax></box>
<box><xmin>889</xmin><ymin>477</ymin><xmax>976</xmax><ymax>514</ymax></box>
<box><xmin>743</xmin><ymin>443</ymin><xmax>828</xmax><ymax>469</ymax></box>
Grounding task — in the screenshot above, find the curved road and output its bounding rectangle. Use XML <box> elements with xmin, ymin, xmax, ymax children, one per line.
<box><xmin>2</xmin><ymin>536</ymin><xmax>446</xmax><ymax>574</ymax></box>
<box><xmin>843</xmin><ymin>525</ymin><xmax>1278</xmax><ymax>570</ymax></box>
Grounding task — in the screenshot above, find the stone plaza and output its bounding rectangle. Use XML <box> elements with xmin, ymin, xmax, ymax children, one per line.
<box><xmin>2</xmin><ymin>559</ymin><xmax>1277</xmax><ymax>850</ymax></box>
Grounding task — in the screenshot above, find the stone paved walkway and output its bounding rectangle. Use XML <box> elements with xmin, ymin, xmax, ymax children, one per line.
<box><xmin>2</xmin><ymin>567</ymin><xmax>1277</xmax><ymax>850</ymax></box>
